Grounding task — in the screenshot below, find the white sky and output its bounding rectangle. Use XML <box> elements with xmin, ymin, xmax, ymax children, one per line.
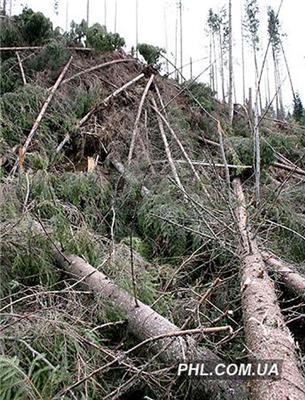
<box><xmin>12</xmin><ymin>0</ymin><xmax>305</xmax><ymax>108</ymax></box>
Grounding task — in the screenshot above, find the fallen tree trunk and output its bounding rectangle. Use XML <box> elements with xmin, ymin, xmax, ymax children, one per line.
<box><xmin>232</xmin><ymin>177</ymin><xmax>305</xmax><ymax>400</ymax></box>
<box><xmin>13</xmin><ymin>56</ymin><xmax>73</xmax><ymax>172</ymax></box>
<box><xmin>54</xmin><ymin>250</ymin><xmax>247</xmax><ymax>399</ymax></box>
<box><xmin>262</xmin><ymin>251</ymin><xmax>305</xmax><ymax>299</ymax></box>
<box><xmin>272</xmin><ymin>161</ymin><xmax>305</xmax><ymax>177</ymax></box>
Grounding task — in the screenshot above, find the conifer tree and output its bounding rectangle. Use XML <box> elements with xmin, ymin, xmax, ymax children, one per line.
<box><xmin>268</xmin><ymin>6</ymin><xmax>285</xmax><ymax>120</ymax></box>
<box><xmin>293</xmin><ymin>93</ymin><xmax>305</xmax><ymax>124</ymax></box>
<box><xmin>244</xmin><ymin>0</ymin><xmax>262</xmax><ymax>113</ymax></box>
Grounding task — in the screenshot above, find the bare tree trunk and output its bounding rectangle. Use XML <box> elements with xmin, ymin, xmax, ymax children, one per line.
<box><xmin>174</xmin><ymin>5</ymin><xmax>178</xmax><ymax>81</ymax></box>
<box><xmin>241</xmin><ymin>14</ymin><xmax>246</xmax><ymax>105</ymax></box>
<box><xmin>128</xmin><ymin>74</ymin><xmax>155</xmax><ymax>164</ymax></box>
<box><xmin>54</xmin><ymin>250</ymin><xmax>247</xmax><ymax>399</ymax></box>
<box><xmin>280</xmin><ymin>41</ymin><xmax>295</xmax><ymax>100</ymax></box>
<box><xmin>114</xmin><ymin>0</ymin><xmax>117</xmax><ymax>32</ymax></box>
<box><xmin>219</xmin><ymin>34</ymin><xmax>225</xmax><ymax>103</ymax></box>
<box><xmin>179</xmin><ymin>0</ymin><xmax>183</xmax><ymax>79</ymax></box>
<box><xmin>262</xmin><ymin>251</ymin><xmax>305</xmax><ymax>299</ymax></box>
<box><xmin>164</xmin><ymin>6</ymin><xmax>169</xmax><ymax>74</ymax></box>
<box><xmin>151</xmin><ymin>97</ymin><xmax>184</xmax><ymax>193</ymax></box>
<box><xmin>212</xmin><ymin>33</ymin><xmax>219</xmax><ymax>96</ymax></box>
<box><xmin>248</xmin><ymin>87</ymin><xmax>253</xmax><ymax>122</ymax></box>
<box><xmin>272</xmin><ymin>47</ymin><xmax>280</xmax><ymax>119</ymax></box>
<box><xmin>16</xmin><ymin>51</ymin><xmax>27</xmax><ymax>85</ymax></box>
<box><xmin>104</xmin><ymin>0</ymin><xmax>107</xmax><ymax>28</ymax></box>
<box><xmin>135</xmin><ymin>0</ymin><xmax>139</xmax><ymax>57</ymax></box>
<box><xmin>253</xmin><ymin>98</ymin><xmax>261</xmax><ymax>204</ymax></box>
<box><xmin>65</xmin><ymin>0</ymin><xmax>69</xmax><ymax>32</ymax></box>
<box><xmin>232</xmin><ymin>177</ymin><xmax>305</xmax><ymax>400</ymax></box>
<box><xmin>86</xmin><ymin>0</ymin><xmax>89</xmax><ymax>26</ymax></box>
<box><xmin>266</xmin><ymin>57</ymin><xmax>271</xmax><ymax>106</ymax></box>
<box><xmin>15</xmin><ymin>56</ymin><xmax>73</xmax><ymax>170</ymax></box>
<box><xmin>228</xmin><ymin>0</ymin><xmax>233</xmax><ymax>123</ymax></box>
<box><xmin>253</xmin><ymin>46</ymin><xmax>263</xmax><ymax>114</ymax></box>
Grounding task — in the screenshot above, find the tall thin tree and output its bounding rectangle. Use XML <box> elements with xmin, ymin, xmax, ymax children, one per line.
<box><xmin>114</xmin><ymin>0</ymin><xmax>117</xmax><ymax>32</ymax></box>
<box><xmin>244</xmin><ymin>0</ymin><xmax>262</xmax><ymax>113</ymax></box>
<box><xmin>228</xmin><ymin>0</ymin><xmax>233</xmax><ymax>123</ymax></box>
<box><xmin>135</xmin><ymin>0</ymin><xmax>139</xmax><ymax>57</ymax></box>
<box><xmin>241</xmin><ymin>12</ymin><xmax>246</xmax><ymax>105</ymax></box>
<box><xmin>86</xmin><ymin>0</ymin><xmax>89</xmax><ymax>27</ymax></box>
<box><xmin>179</xmin><ymin>0</ymin><xmax>183</xmax><ymax>79</ymax></box>
<box><xmin>268</xmin><ymin>7</ymin><xmax>285</xmax><ymax>119</ymax></box>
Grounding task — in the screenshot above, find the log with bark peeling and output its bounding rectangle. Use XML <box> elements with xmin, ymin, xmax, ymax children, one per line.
<box><xmin>54</xmin><ymin>250</ymin><xmax>247</xmax><ymax>399</ymax></box>
<box><xmin>262</xmin><ymin>251</ymin><xmax>305</xmax><ymax>299</ymax></box>
<box><xmin>232</xmin><ymin>177</ymin><xmax>305</xmax><ymax>400</ymax></box>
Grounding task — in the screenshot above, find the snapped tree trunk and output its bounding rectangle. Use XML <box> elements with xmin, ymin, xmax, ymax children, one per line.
<box><xmin>262</xmin><ymin>251</ymin><xmax>305</xmax><ymax>299</ymax></box>
<box><xmin>54</xmin><ymin>250</ymin><xmax>247</xmax><ymax>400</ymax></box>
<box><xmin>232</xmin><ymin>177</ymin><xmax>305</xmax><ymax>400</ymax></box>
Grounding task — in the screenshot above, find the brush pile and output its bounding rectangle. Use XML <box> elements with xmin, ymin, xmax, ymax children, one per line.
<box><xmin>1</xmin><ymin>9</ymin><xmax>305</xmax><ymax>400</ymax></box>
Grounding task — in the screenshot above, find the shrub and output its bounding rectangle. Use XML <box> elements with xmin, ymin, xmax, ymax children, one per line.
<box><xmin>185</xmin><ymin>81</ymin><xmax>216</xmax><ymax>113</ymax></box>
<box><xmin>15</xmin><ymin>8</ymin><xmax>53</xmax><ymax>45</ymax></box>
<box><xmin>86</xmin><ymin>23</ymin><xmax>125</xmax><ymax>52</ymax></box>
<box><xmin>137</xmin><ymin>43</ymin><xmax>164</xmax><ymax>68</ymax></box>
<box><xmin>26</xmin><ymin>41</ymin><xmax>70</xmax><ymax>76</ymax></box>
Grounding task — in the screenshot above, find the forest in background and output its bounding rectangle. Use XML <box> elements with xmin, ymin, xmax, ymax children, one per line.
<box><xmin>0</xmin><ymin>3</ymin><xmax>305</xmax><ymax>399</ymax></box>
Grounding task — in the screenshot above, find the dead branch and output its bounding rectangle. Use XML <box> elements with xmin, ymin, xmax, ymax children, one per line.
<box><xmin>232</xmin><ymin>177</ymin><xmax>305</xmax><ymax>400</ymax></box>
<box><xmin>272</xmin><ymin>162</ymin><xmax>305</xmax><ymax>177</ymax></box>
<box><xmin>59</xmin><ymin>58</ymin><xmax>136</xmax><ymax>88</ymax></box>
<box><xmin>79</xmin><ymin>73</ymin><xmax>145</xmax><ymax>127</ymax></box>
<box><xmin>262</xmin><ymin>251</ymin><xmax>305</xmax><ymax>298</ymax></box>
<box><xmin>15</xmin><ymin>51</ymin><xmax>27</xmax><ymax>85</ymax></box>
<box><xmin>151</xmin><ymin>97</ymin><xmax>185</xmax><ymax>193</ymax></box>
<box><xmin>128</xmin><ymin>74</ymin><xmax>155</xmax><ymax>164</ymax></box>
<box><xmin>13</xmin><ymin>56</ymin><xmax>73</xmax><ymax>172</ymax></box>
<box><xmin>153</xmin><ymin>159</ymin><xmax>252</xmax><ymax>169</ymax></box>
<box><xmin>0</xmin><ymin>46</ymin><xmax>93</xmax><ymax>51</ymax></box>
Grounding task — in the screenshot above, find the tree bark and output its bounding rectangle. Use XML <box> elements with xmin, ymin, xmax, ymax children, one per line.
<box><xmin>232</xmin><ymin>177</ymin><xmax>305</xmax><ymax>400</ymax></box>
<box><xmin>262</xmin><ymin>251</ymin><xmax>305</xmax><ymax>299</ymax></box>
<box><xmin>54</xmin><ymin>250</ymin><xmax>247</xmax><ymax>399</ymax></box>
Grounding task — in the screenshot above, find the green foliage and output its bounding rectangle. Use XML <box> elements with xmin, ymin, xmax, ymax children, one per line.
<box><xmin>137</xmin><ymin>190</ymin><xmax>188</xmax><ymax>259</ymax></box>
<box><xmin>262</xmin><ymin>187</ymin><xmax>305</xmax><ymax>262</ymax></box>
<box><xmin>244</xmin><ymin>0</ymin><xmax>260</xmax><ymax>48</ymax></box>
<box><xmin>137</xmin><ymin>43</ymin><xmax>164</xmax><ymax>68</ymax></box>
<box><xmin>15</xmin><ymin>8</ymin><xmax>53</xmax><ymax>45</ymax></box>
<box><xmin>293</xmin><ymin>93</ymin><xmax>305</xmax><ymax>124</ymax></box>
<box><xmin>267</xmin><ymin>6</ymin><xmax>282</xmax><ymax>52</ymax></box>
<box><xmin>0</xmin><ymin>57</ymin><xmax>24</xmax><ymax>93</ymax></box>
<box><xmin>229</xmin><ymin>136</ymin><xmax>275</xmax><ymax>168</ymax></box>
<box><xmin>65</xmin><ymin>19</ymin><xmax>88</xmax><ymax>45</ymax></box>
<box><xmin>185</xmin><ymin>81</ymin><xmax>216</xmax><ymax>113</ymax></box>
<box><xmin>26</xmin><ymin>41</ymin><xmax>70</xmax><ymax>76</ymax></box>
<box><xmin>86</xmin><ymin>23</ymin><xmax>125</xmax><ymax>52</ymax></box>
<box><xmin>0</xmin><ymin>84</ymin><xmax>77</xmax><ymax>161</ymax></box>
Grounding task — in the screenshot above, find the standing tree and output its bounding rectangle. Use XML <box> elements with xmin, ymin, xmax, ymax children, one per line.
<box><xmin>207</xmin><ymin>9</ymin><xmax>218</xmax><ymax>94</ymax></box>
<box><xmin>228</xmin><ymin>0</ymin><xmax>233</xmax><ymax>123</ymax></box>
<box><xmin>178</xmin><ymin>0</ymin><xmax>183</xmax><ymax>80</ymax></box>
<box><xmin>244</xmin><ymin>0</ymin><xmax>262</xmax><ymax>113</ymax></box>
<box><xmin>293</xmin><ymin>93</ymin><xmax>305</xmax><ymax>124</ymax></box>
<box><xmin>207</xmin><ymin>8</ymin><xmax>227</xmax><ymax>103</ymax></box>
<box><xmin>241</xmin><ymin>12</ymin><xmax>246</xmax><ymax>105</ymax></box>
<box><xmin>268</xmin><ymin>7</ymin><xmax>284</xmax><ymax>120</ymax></box>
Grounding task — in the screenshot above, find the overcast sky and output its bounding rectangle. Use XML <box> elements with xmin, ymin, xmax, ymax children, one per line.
<box><xmin>13</xmin><ymin>0</ymin><xmax>305</xmax><ymax>108</ymax></box>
